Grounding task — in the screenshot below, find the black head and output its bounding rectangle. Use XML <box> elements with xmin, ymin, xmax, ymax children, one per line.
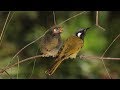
<box><xmin>75</xmin><ymin>28</ymin><xmax>90</xmax><ymax>40</ymax></box>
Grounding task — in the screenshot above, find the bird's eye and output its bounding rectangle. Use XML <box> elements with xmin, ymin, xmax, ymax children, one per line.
<box><xmin>53</xmin><ymin>28</ymin><xmax>60</xmax><ymax>33</ymax></box>
<box><xmin>77</xmin><ymin>32</ymin><xmax>82</xmax><ymax>37</ymax></box>
<box><xmin>54</xmin><ymin>28</ymin><xmax>57</xmax><ymax>32</ymax></box>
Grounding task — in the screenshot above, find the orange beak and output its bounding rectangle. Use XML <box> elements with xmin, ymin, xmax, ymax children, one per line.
<box><xmin>59</xmin><ymin>27</ymin><xmax>63</xmax><ymax>33</ymax></box>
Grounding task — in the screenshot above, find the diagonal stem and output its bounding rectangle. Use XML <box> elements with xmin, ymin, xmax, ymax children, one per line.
<box><xmin>0</xmin><ymin>11</ymin><xmax>11</xmax><ymax>46</ymax></box>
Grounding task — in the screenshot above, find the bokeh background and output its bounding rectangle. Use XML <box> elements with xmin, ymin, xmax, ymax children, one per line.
<box><xmin>0</xmin><ymin>11</ymin><xmax>120</xmax><ymax>79</ymax></box>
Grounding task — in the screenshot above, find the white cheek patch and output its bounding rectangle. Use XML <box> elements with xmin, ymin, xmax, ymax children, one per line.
<box><xmin>77</xmin><ymin>32</ymin><xmax>82</xmax><ymax>37</ymax></box>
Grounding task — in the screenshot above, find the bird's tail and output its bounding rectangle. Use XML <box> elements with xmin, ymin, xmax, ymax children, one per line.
<box><xmin>45</xmin><ymin>59</ymin><xmax>63</xmax><ymax>75</ymax></box>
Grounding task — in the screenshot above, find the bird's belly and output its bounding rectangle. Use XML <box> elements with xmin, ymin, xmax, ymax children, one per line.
<box><xmin>42</xmin><ymin>49</ymin><xmax>59</xmax><ymax>57</ymax></box>
<box><xmin>69</xmin><ymin>47</ymin><xmax>82</xmax><ymax>59</ymax></box>
<box><xmin>69</xmin><ymin>53</ymin><xmax>77</xmax><ymax>59</ymax></box>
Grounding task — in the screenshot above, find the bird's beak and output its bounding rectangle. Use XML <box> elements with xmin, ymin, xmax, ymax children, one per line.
<box><xmin>59</xmin><ymin>28</ymin><xmax>63</xmax><ymax>32</ymax></box>
<box><xmin>84</xmin><ymin>27</ymin><xmax>90</xmax><ymax>32</ymax></box>
<box><xmin>86</xmin><ymin>27</ymin><xmax>90</xmax><ymax>30</ymax></box>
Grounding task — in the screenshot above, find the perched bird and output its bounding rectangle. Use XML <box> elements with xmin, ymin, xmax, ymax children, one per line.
<box><xmin>45</xmin><ymin>28</ymin><xmax>90</xmax><ymax>75</ymax></box>
<box><xmin>39</xmin><ymin>26</ymin><xmax>63</xmax><ymax>57</ymax></box>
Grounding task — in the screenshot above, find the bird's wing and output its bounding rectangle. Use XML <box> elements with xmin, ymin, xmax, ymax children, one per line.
<box><xmin>57</xmin><ymin>36</ymin><xmax>83</xmax><ymax>60</ymax></box>
<box><xmin>46</xmin><ymin>36</ymin><xmax>84</xmax><ymax>75</ymax></box>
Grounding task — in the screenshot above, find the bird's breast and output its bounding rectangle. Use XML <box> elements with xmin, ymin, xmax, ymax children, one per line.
<box><xmin>58</xmin><ymin>36</ymin><xmax>84</xmax><ymax>60</ymax></box>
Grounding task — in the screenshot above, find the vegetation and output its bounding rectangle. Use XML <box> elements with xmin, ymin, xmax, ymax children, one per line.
<box><xmin>0</xmin><ymin>11</ymin><xmax>120</xmax><ymax>79</ymax></box>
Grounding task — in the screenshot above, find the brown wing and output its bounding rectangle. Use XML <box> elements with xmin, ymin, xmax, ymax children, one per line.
<box><xmin>46</xmin><ymin>36</ymin><xmax>84</xmax><ymax>75</ymax></box>
<box><xmin>57</xmin><ymin>36</ymin><xmax>84</xmax><ymax>60</ymax></box>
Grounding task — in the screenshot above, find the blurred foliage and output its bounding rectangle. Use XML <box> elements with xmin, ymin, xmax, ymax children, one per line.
<box><xmin>0</xmin><ymin>11</ymin><xmax>120</xmax><ymax>79</ymax></box>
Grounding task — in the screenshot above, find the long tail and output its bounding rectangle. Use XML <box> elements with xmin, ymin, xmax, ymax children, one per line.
<box><xmin>45</xmin><ymin>59</ymin><xmax>63</xmax><ymax>75</ymax></box>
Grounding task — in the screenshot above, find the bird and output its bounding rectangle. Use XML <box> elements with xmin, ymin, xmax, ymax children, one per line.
<box><xmin>39</xmin><ymin>25</ymin><xmax>63</xmax><ymax>57</ymax></box>
<box><xmin>45</xmin><ymin>28</ymin><xmax>90</xmax><ymax>75</ymax></box>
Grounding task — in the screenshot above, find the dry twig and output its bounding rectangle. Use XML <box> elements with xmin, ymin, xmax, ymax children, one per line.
<box><xmin>96</xmin><ymin>11</ymin><xmax>106</xmax><ymax>31</ymax></box>
<box><xmin>0</xmin><ymin>11</ymin><xmax>11</xmax><ymax>46</ymax></box>
<box><xmin>100</xmin><ymin>34</ymin><xmax>120</xmax><ymax>79</ymax></box>
<box><xmin>0</xmin><ymin>55</ymin><xmax>44</xmax><ymax>73</ymax></box>
<box><xmin>0</xmin><ymin>54</ymin><xmax>120</xmax><ymax>74</ymax></box>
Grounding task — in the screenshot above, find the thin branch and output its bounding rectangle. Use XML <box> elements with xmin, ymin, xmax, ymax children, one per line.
<box><xmin>0</xmin><ymin>67</ymin><xmax>12</xmax><ymax>79</ymax></box>
<box><xmin>17</xmin><ymin>56</ymin><xmax>20</xmax><ymax>79</ymax></box>
<box><xmin>58</xmin><ymin>11</ymin><xmax>89</xmax><ymax>25</ymax></box>
<box><xmin>1</xmin><ymin>54</ymin><xmax>120</xmax><ymax>74</ymax></box>
<box><xmin>100</xmin><ymin>34</ymin><xmax>120</xmax><ymax>79</ymax></box>
<box><xmin>0</xmin><ymin>12</ymin><xmax>15</xmax><ymax>46</ymax></box>
<box><xmin>5</xmin><ymin>12</ymin><xmax>15</xmax><ymax>29</ymax></box>
<box><xmin>0</xmin><ymin>55</ymin><xmax>44</xmax><ymax>73</ymax></box>
<box><xmin>2</xmin><ymin>11</ymin><xmax>15</xmax><ymax>34</ymax></box>
<box><xmin>5</xmin><ymin>29</ymin><xmax>48</xmax><ymax>72</ymax></box>
<box><xmin>95</xmin><ymin>11</ymin><xmax>106</xmax><ymax>31</ymax></box>
<box><xmin>80</xmin><ymin>55</ymin><xmax>120</xmax><ymax>60</ymax></box>
<box><xmin>29</xmin><ymin>60</ymin><xmax>36</xmax><ymax>78</ymax></box>
<box><xmin>10</xmin><ymin>30</ymin><xmax>49</xmax><ymax>63</ymax></box>
<box><xmin>4</xmin><ymin>70</ymin><xmax>12</xmax><ymax>79</ymax></box>
<box><xmin>96</xmin><ymin>11</ymin><xmax>99</xmax><ymax>26</ymax></box>
<box><xmin>53</xmin><ymin>11</ymin><xmax>57</xmax><ymax>25</ymax></box>
<box><xmin>0</xmin><ymin>11</ymin><xmax>11</xmax><ymax>46</ymax></box>
<box><xmin>95</xmin><ymin>11</ymin><xmax>120</xmax><ymax>79</ymax></box>
<box><xmin>101</xmin><ymin>34</ymin><xmax>120</xmax><ymax>59</ymax></box>
<box><xmin>1</xmin><ymin>12</ymin><xmax>16</xmax><ymax>41</ymax></box>
<box><xmin>29</xmin><ymin>48</ymin><xmax>39</xmax><ymax>78</ymax></box>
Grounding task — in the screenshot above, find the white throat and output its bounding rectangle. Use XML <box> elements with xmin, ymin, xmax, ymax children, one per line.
<box><xmin>77</xmin><ymin>32</ymin><xmax>82</xmax><ymax>37</ymax></box>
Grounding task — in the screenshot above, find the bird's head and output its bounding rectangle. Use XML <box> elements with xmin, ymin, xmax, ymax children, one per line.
<box><xmin>52</xmin><ymin>26</ymin><xmax>63</xmax><ymax>34</ymax></box>
<box><xmin>76</xmin><ymin>28</ymin><xmax>90</xmax><ymax>40</ymax></box>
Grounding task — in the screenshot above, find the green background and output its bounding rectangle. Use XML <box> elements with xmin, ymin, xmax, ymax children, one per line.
<box><xmin>0</xmin><ymin>11</ymin><xmax>120</xmax><ymax>79</ymax></box>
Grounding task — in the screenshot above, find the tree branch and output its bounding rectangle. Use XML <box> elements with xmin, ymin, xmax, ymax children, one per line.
<box><xmin>95</xmin><ymin>11</ymin><xmax>106</xmax><ymax>31</ymax></box>
<box><xmin>0</xmin><ymin>11</ymin><xmax>11</xmax><ymax>46</ymax></box>
<box><xmin>0</xmin><ymin>55</ymin><xmax>44</xmax><ymax>73</ymax></box>
<box><xmin>96</xmin><ymin>11</ymin><xmax>99</xmax><ymax>26</ymax></box>
<box><xmin>80</xmin><ymin>55</ymin><xmax>120</xmax><ymax>60</ymax></box>
<box><xmin>0</xmin><ymin>54</ymin><xmax>120</xmax><ymax>74</ymax></box>
<box><xmin>58</xmin><ymin>11</ymin><xmax>89</xmax><ymax>25</ymax></box>
<box><xmin>100</xmin><ymin>34</ymin><xmax>120</xmax><ymax>79</ymax></box>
